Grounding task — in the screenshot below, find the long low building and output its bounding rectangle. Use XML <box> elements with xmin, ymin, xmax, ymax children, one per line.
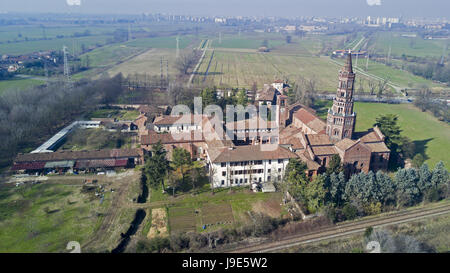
<box><xmin>11</xmin><ymin>148</ymin><xmax>144</xmax><ymax>173</ymax></box>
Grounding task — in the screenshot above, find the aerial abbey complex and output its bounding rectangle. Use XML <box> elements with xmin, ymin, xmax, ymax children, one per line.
<box><xmin>12</xmin><ymin>53</ymin><xmax>390</xmax><ymax>189</ymax></box>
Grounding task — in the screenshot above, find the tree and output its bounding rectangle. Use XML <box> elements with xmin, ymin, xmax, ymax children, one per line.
<box><xmin>376</xmin><ymin>171</ymin><xmax>395</xmax><ymax>206</ymax></box>
<box><xmin>305</xmin><ymin>175</ymin><xmax>326</xmax><ymax>214</ymax></box>
<box><xmin>394</xmin><ymin>168</ymin><xmax>421</xmax><ymax>207</ymax></box>
<box><xmin>235</xmin><ymin>88</ymin><xmax>248</xmax><ymax>106</ymax></box>
<box><xmin>326</xmin><ymin>154</ymin><xmax>343</xmax><ymax>176</ymax></box>
<box><xmin>328</xmin><ymin>172</ymin><xmax>346</xmax><ymax>207</ymax></box>
<box><xmin>201</xmin><ymin>87</ymin><xmax>218</xmax><ymax>108</ymax></box>
<box><xmin>412</xmin><ymin>154</ymin><xmax>425</xmax><ymax>169</ymax></box>
<box><xmin>368</xmin><ymin>80</ymin><xmax>377</xmax><ymax>95</ymax></box>
<box><xmin>285</xmin><ymin>159</ymin><xmax>309</xmax><ymax>204</ymax></box>
<box><xmin>430</xmin><ymin>161</ymin><xmax>449</xmax><ymax>200</ymax></box>
<box><xmin>144</xmin><ymin>141</ymin><xmax>169</xmax><ymax>192</ymax></box>
<box><xmin>171</xmin><ymin>147</ymin><xmax>193</xmax><ymax>189</ymax></box>
<box><xmin>175</xmin><ymin>50</ymin><xmax>198</xmax><ymax>75</ymax></box>
<box><xmin>286</xmin><ymin>35</ymin><xmax>292</xmax><ymax>44</ymax></box>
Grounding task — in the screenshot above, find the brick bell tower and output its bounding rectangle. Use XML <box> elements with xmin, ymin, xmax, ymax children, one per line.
<box><xmin>326</xmin><ymin>51</ymin><xmax>356</xmax><ymax>141</ymax></box>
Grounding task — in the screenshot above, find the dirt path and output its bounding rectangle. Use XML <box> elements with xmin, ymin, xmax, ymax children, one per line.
<box><xmin>82</xmin><ymin>170</ymin><xmax>138</xmax><ymax>251</ymax></box>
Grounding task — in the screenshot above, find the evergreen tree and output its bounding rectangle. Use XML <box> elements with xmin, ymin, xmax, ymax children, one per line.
<box><xmin>394</xmin><ymin>168</ymin><xmax>421</xmax><ymax>207</ymax></box>
<box><xmin>305</xmin><ymin>175</ymin><xmax>326</xmax><ymax>214</ymax></box>
<box><xmin>326</xmin><ymin>154</ymin><xmax>343</xmax><ymax>176</ymax></box>
<box><xmin>431</xmin><ymin>161</ymin><xmax>449</xmax><ymax>200</ymax></box>
<box><xmin>417</xmin><ymin>163</ymin><xmax>432</xmax><ymax>195</ymax></box>
<box><xmin>144</xmin><ymin>140</ymin><xmax>169</xmax><ymax>192</ymax></box>
<box><xmin>376</xmin><ymin>171</ymin><xmax>395</xmax><ymax>206</ymax></box>
<box><xmin>236</xmin><ymin>88</ymin><xmax>248</xmax><ymax>106</ymax></box>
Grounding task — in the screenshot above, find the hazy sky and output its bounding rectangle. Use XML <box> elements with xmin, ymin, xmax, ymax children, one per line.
<box><xmin>1</xmin><ymin>0</ymin><xmax>449</xmax><ymax>18</ymax></box>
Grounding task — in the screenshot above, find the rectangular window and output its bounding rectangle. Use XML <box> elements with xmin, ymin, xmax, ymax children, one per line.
<box><xmin>221</xmin><ymin>163</ymin><xmax>226</xmax><ymax>167</ymax></box>
<box><xmin>268</xmin><ymin>176</ymin><xmax>271</xmax><ymax>181</ymax></box>
<box><xmin>221</xmin><ymin>180</ymin><xmax>224</xmax><ymax>185</ymax></box>
<box><xmin>268</xmin><ymin>160</ymin><xmax>272</xmax><ymax>164</ymax></box>
<box><xmin>245</xmin><ymin>178</ymin><xmax>248</xmax><ymax>183</ymax></box>
<box><xmin>278</xmin><ymin>159</ymin><xmax>283</xmax><ymax>164</ymax></box>
<box><xmin>222</xmin><ymin>171</ymin><xmax>226</xmax><ymax>176</ymax></box>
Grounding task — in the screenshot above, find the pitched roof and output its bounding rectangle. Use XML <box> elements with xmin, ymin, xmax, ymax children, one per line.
<box><xmin>153</xmin><ymin>114</ymin><xmax>204</xmax><ymax>126</ymax></box>
<box><xmin>141</xmin><ymin>132</ymin><xmax>204</xmax><ymax>145</ymax></box>
<box><xmin>209</xmin><ymin>145</ymin><xmax>298</xmax><ymax>163</ymax></box>
<box><xmin>293</xmin><ymin>108</ymin><xmax>326</xmax><ymax>133</ymax></box>
<box><xmin>226</xmin><ymin>117</ymin><xmax>278</xmax><ymax>130</ymax></box>
<box><xmin>305</xmin><ymin>134</ymin><xmax>332</xmax><ymax>146</ymax></box>
<box><xmin>365</xmin><ymin>142</ymin><xmax>390</xmax><ymax>153</ymax></box>
<box><xmin>335</xmin><ymin>138</ymin><xmax>356</xmax><ymax>151</ymax></box>
<box><xmin>293</xmin><ymin>108</ymin><xmax>316</xmax><ymax>124</ymax></box>
<box><xmin>15</xmin><ymin>148</ymin><xmax>141</xmax><ymax>163</ymax></box>
<box><xmin>297</xmin><ymin>152</ymin><xmax>321</xmax><ymax>170</ymax></box>
<box><xmin>310</xmin><ymin>146</ymin><xmax>338</xmax><ymax>156</ymax></box>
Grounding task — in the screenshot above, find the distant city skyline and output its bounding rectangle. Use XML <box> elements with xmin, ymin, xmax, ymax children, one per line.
<box><xmin>1</xmin><ymin>0</ymin><xmax>449</xmax><ymax>19</ymax></box>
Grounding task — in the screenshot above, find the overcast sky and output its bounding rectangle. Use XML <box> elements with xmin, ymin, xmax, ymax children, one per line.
<box><xmin>1</xmin><ymin>0</ymin><xmax>449</xmax><ymax>18</ymax></box>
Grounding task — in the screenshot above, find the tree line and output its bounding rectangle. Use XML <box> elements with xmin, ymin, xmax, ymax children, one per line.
<box><xmin>0</xmin><ymin>74</ymin><xmax>125</xmax><ymax>169</ymax></box>
<box><xmin>284</xmin><ymin>156</ymin><xmax>448</xmax><ymax>222</ymax></box>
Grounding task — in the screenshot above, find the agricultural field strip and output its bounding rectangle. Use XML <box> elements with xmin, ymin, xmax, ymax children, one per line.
<box><xmin>189</xmin><ymin>39</ymin><xmax>210</xmax><ymax>86</ymax></box>
<box><xmin>328</xmin><ymin>57</ymin><xmax>403</xmax><ymax>95</ymax></box>
<box><xmin>229</xmin><ymin>203</ymin><xmax>450</xmax><ymax>253</ymax></box>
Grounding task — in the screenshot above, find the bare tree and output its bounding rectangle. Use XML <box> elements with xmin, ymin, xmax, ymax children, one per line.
<box><xmin>368</xmin><ymin>80</ymin><xmax>377</xmax><ymax>96</ymax></box>
<box><xmin>377</xmin><ymin>78</ymin><xmax>390</xmax><ymax>98</ymax></box>
<box><xmin>175</xmin><ymin>50</ymin><xmax>199</xmax><ymax>75</ymax></box>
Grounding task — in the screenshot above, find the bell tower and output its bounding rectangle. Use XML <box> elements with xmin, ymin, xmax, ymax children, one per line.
<box><xmin>326</xmin><ymin>51</ymin><xmax>356</xmax><ymax>141</ymax></box>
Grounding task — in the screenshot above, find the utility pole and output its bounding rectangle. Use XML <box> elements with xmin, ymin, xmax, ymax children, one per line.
<box><xmin>387</xmin><ymin>45</ymin><xmax>391</xmax><ymax>65</ymax></box>
<box><xmin>160</xmin><ymin>57</ymin><xmax>164</xmax><ymax>87</ymax></box>
<box><xmin>176</xmin><ymin>36</ymin><xmax>180</xmax><ymax>59</ymax></box>
<box><xmin>366</xmin><ymin>53</ymin><xmax>369</xmax><ymax>71</ymax></box>
<box><xmin>44</xmin><ymin>61</ymin><xmax>49</xmax><ymax>86</ymax></box>
<box><xmin>63</xmin><ymin>45</ymin><xmax>73</xmax><ymax>89</ymax></box>
<box><xmin>128</xmin><ymin>24</ymin><xmax>132</xmax><ymax>41</ymax></box>
<box><xmin>166</xmin><ymin>59</ymin><xmax>169</xmax><ymax>86</ymax></box>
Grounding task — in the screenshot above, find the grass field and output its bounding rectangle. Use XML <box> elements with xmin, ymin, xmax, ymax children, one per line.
<box><xmin>368</xmin><ymin>31</ymin><xmax>449</xmax><ymax>58</ymax></box>
<box><xmin>0</xmin><ymin>35</ymin><xmax>112</xmax><ymax>56</ymax></box>
<box><xmin>0</xmin><ymin>78</ymin><xmax>45</xmax><ymax>94</ymax></box>
<box><xmin>193</xmin><ymin>49</ymin><xmax>378</xmax><ymax>92</ymax></box>
<box><xmin>354</xmin><ymin>102</ymin><xmax>450</xmax><ymax>168</ymax></box>
<box><xmin>0</xmin><ymin>181</ymin><xmax>109</xmax><ymax>252</ymax></box>
<box><xmin>107</xmin><ymin>48</ymin><xmax>180</xmax><ymax>78</ymax></box>
<box><xmin>87</xmin><ymin>109</ymin><xmax>140</xmax><ymax>120</ymax></box>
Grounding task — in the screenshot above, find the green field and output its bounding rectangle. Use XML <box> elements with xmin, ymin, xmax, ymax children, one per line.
<box><xmin>0</xmin><ymin>35</ymin><xmax>112</xmax><ymax>56</ymax></box>
<box><xmin>368</xmin><ymin>31</ymin><xmax>449</xmax><ymax>58</ymax></box>
<box><xmin>354</xmin><ymin>102</ymin><xmax>450</xmax><ymax>168</ymax></box>
<box><xmin>0</xmin><ymin>182</ymin><xmax>109</xmax><ymax>252</ymax></box>
<box><xmin>193</xmin><ymin>49</ymin><xmax>377</xmax><ymax>91</ymax></box>
<box><xmin>0</xmin><ymin>78</ymin><xmax>45</xmax><ymax>94</ymax></box>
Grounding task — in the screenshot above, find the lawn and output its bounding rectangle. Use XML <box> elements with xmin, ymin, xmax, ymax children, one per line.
<box><xmin>354</xmin><ymin>102</ymin><xmax>450</xmax><ymax>168</ymax></box>
<box><xmin>0</xmin><ymin>182</ymin><xmax>109</xmax><ymax>252</ymax></box>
